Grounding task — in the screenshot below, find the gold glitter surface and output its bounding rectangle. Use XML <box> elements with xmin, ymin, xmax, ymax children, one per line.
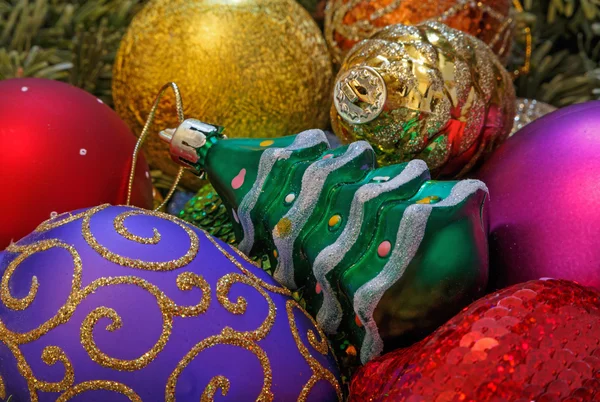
<box><xmin>201</xmin><ymin>375</ymin><xmax>231</xmax><ymax>401</ymax></box>
<box><xmin>56</xmin><ymin>381</ymin><xmax>142</xmax><ymax>401</ymax></box>
<box><xmin>325</xmin><ymin>0</ymin><xmax>514</xmax><ymax>66</ymax></box>
<box><xmin>166</xmin><ymin>328</ymin><xmax>274</xmax><ymax>402</ymax></box>
<box><xmin>0</xmin><ymin>205</ymin><xmax>340</xmax><ymax>401</ymax></box>
<box><xmin>0</xmin><ymin>375</ymin><xmax>4</xmax><ymax>399</ymax></box>
<box><xmin>286</xmin><ymin>301</ymin><xmax>343</xmax><ymax>402</ymax></box>
<box><xmin>112</xmin><ymin>0</ymin><xmax>333</xmax><ymax>190</ymax></box>
<box><xmin>216</xmin><ymin>273</ymin><xmax>276</xmax><ymax>341</ymax></box>
<box><xmin>331</xmin><ymin>21</ymin><xmax>516</xmax><ymax>178</ymax></box>
<box><xmin>82</xmin><ymin>205</ymin><xmax>199</xmax><ymax>271</ymax></box>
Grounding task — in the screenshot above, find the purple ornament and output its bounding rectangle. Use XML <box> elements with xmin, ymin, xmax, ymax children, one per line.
<box><xmin>0</xmin><ymin>205</ymin><xmax>342</xmax><ymax>401</ymax></box>
<box><xmin>476</xmin><ymin>101</ymin><xmax>600</xmax><ymax>290</ymax></box>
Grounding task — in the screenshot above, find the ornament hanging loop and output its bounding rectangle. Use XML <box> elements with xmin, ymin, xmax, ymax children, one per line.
<box><xmin>126</xmin><ymin>82</ymin><xmax>185</xmax><ymax>211</ymax></box>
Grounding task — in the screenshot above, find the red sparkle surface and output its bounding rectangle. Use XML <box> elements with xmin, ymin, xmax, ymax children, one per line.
<box><xmin>350</xmin><ymin>280</ymin><xmax>600</xmax><ymax>402</ymax></box>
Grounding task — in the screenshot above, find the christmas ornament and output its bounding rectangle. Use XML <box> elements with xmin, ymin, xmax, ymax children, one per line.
<box><xmin>0</xmin><ymin>205</ymin><xmax>342</xmax><ymax>401</ymax></box>
<box><xmin>330</xmin><ymin>22</ymin><xmax>516</xmax><ymax>178</ymax></box>
<box><xmin>511</xmin><ymin>98</ymin><xmax>557</xmax><ymax>136</ymax></box>
<box><xmin>325</xmin><ymin>0</ymin><xmax>514</xmax><ymax>66</ymax></box>
<box><xmin>297</xmin><ymin>0</ymin><xmax>328</xmax><ymax>27</ymax></box>
<box><xmin>112</xmin><ymin>0</ymin><xmax>333</xmax><ymax>190</ymax></box>
<box><xmin>477</xmin><ymin>101</ymin><xmax>600</xmax><ymax>290</ymax></box>
<box><xmin>179</xmin><ymin>183</ymin><xmax>237</xmax><ymax>245</ymax></box>
<box><xmin>349</xmin><ymin>279</ymin><xmax>600</xmax><ymax>401</ymax></box>
<box><xmin>159</xmin><ymin>119</ymin><xmax>490</xmax><ymax>364</ymax></box>
<box><xmin>0</xmin><ymin>78</ymin><xmax>153</xmax><ymax>251</ymax></box>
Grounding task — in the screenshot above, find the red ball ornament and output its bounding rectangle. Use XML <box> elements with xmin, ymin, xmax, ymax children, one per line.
<box><xmin>350</xmin><ymin>280</ymin><xmax>600</xmax><ymax>402</ymax></box>
<box><xmin>0</xmin><ymin>78</ymin><xmax>153</xmax><ymax>250</ymax></box>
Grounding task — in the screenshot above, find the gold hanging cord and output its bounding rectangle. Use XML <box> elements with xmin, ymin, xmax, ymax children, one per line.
<box><xmin>126</xmin><ymin>82</ymin><xmax>185</xmax><ymax>211</ymax></box>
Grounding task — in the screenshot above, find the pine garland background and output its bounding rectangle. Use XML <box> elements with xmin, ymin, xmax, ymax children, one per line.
<box><xmin>1</xmin><ymin>0</ymin><xmax>598</xmax><ymax>107</ymax></box>
<box><xmin>511</xmin><ymin>0</ymin><xmax>600</xmax><ymax>106</ymax></box>
<box><xmin>0</xmin><ymin>0</ymin><xmax>145</xmax><ymax>105</ymax></box>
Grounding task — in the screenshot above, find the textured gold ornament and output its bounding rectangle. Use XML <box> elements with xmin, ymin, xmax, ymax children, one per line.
<box><xmin>325</xmin><ymin>0</ymin><xmax>514</xmax><ymax>66</ymax></box>
<box><xmin>331</xmin><ymin>22</ymin><xmax>516</xmax><ymax>178</ymax></box>
<box><xmin>113</xmin><ymin>0</ymin><xmax>333</xmax><ymax>190</ymax></box>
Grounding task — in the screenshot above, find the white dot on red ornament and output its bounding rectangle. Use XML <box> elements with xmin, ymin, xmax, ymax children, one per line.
<box><xmin>145</xmin><ymin>171</ymin><xmax>150</xmax><ymax>179</ymax></box>
<box><xmin>97</xmin><ymin>98</ymin><xmax>104</xmax><ymax>104</ymax></box>
<box><xmin>50</xmin><ymin>211</ymin><xmax>58</xmax><ymax>218</ymax></box>
<box><xmin>79</xmin><ymin>148</ymin><xmax>87</xmax><ymax>156</ymax></box>
<box><xmin>21</xmin><ymin>86</ymin><xmax>28</xmax><ymax>92</ymax></box>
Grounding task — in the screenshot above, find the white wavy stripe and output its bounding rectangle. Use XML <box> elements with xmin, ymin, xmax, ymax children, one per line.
<box><xmin>237</xmin><ymin>129</ymin><xmax>329</xmax><ymax>254</ymax></box>
<box><xmin>356</xmin><ymin>179</ymin><xmax>489</xmax><ymax>364</ymax></box>
<box><xmin>313</xmin><ymin>160</ymin><xmax>430</xmax><ymax>334</ymax></box>
<box><xmin>273</xmin><ymin>141</ymin><xmax>373</xmax><ymax>289</ymax></box>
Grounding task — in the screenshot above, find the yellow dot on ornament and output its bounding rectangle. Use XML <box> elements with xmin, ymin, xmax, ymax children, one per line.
<box><xmin>328</xmin><ymin>214</ymin><xmax>342</xmax><ymax>229</ymax></box>
<box><xmin>274</xmin><ymin>249</ymin><xmax>278</xmax><ymax>258</ymax></box>
<box><xmin>260</xmin><ymin>140</ymin><xmax>274</xmax><ymax>147</ymax></box>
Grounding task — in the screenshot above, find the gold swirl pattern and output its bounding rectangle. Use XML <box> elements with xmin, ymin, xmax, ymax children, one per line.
<box><xmin>287</xmin><ymin>301</ymin><xmax>343</xmax><ymax>402</ymax></box>
<box><xmin>114</xmin><ymin>210</ymin><xmax>162</xmax><ymax>244</ymax></box>
<box><xmin>201</xmin><ymin>375</ymin><xmax>231</xmax><ymax>401</ymax></box>
<box><xmin>166</xmin><ymin>328</ymin><xmax>274</xmax><ymax>402</ymax></box>
<box><xmin>204</xmin><ymin>234</ymin><xmax>291</xmax><ymax>297</ymax></box>
<box><xmin>0</xmin><ymin>206</ymin><xmax>341</xmax><ymax>401</ymax></box>
<box><xmin>56</xmin><ymin>381</ymin><xmax>142</xmax><ymax>401</ymax></box>
<box><xmin>82</xmin><ymin>204</ymin><xmax>200</xmax><ymax>271</ymax></box>
<box><xmin>216</xmin><ymin>273</ymin><xmax>276</xmax><ymax>341</ymax></box>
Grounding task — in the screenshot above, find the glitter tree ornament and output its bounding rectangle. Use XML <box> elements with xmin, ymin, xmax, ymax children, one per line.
<box><xmin>158</xmin><ymin>118</ymin><xmax>490</xmax><ymax>364</ymax></box>
<box><xmin>331</xmin><ymin>21</ymin><xmax>516</xmax><ymax>178</ymax></box>
<box><xmin>325</xmin><ymin>0</ymin><xmax>515</xmax><ymax>66</ymax></box>
<box><xmin>349</xmin><ymin>279</ymin><xmax>600</xmax><ymax>401</ymax></box>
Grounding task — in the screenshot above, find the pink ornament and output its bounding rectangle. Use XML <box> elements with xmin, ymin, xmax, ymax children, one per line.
<box><xmin>476</xmin><ymin>101</ymin><xmax>600</xmax><ymax>290</ymax></box>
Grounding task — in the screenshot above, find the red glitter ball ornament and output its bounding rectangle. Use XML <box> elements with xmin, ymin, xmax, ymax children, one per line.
<box><xmin>349</xmin><ymin>280</ymin><xmax>600</xmax><ymax>402</ymax></box>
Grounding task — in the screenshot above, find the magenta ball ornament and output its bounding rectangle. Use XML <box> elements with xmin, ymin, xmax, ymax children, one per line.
<box><xmin>477</xmin><ymin>101</ymin><xmax>600</xmax><ymax>290</ymax></box>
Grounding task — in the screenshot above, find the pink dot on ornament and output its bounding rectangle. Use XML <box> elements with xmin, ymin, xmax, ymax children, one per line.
<box><xmin>315</xmin><ymin>283</ymin><xmax>322</xmax><ymax>294</ymax></box>
<box><xmin>79</xmin><ymin>148</ymin><xmax>87</xmax><ymax>156</ymax></box>
<box><xmin>322</xmin><ymin>154</ymin><xmax>334</xmax><ymax>160</ymax></box>
<box><xmin>378</xmin><ymin>241</ymin><xmax>391</xmax><ymax>257</ymax></box>
<box><xmin>21</xmin><ymin>86</ymin><xmax>28</xmax><ymax>92</ymax></box>
<box><xmin>231</xmin><ymin>168</ymin><xmax>246</xmax><ymax>190</ymax></box>
<box><xmin>145</xmin><ymin>171</ymin><xmax>150</xmax><ymax>179</ymax></box>
<box><xmin>97</xmin><ymin>98</ymin><xmax>104</xmax><ymax>104</ymax></box>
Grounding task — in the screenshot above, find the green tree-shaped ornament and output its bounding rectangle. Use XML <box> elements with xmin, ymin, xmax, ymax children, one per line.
<box><xmin>160</xmin><ymin>120</ymin><xmax>490</xmax><ymax>364</ymax></box>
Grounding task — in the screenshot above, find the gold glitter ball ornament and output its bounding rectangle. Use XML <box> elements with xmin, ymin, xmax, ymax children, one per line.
<box><xmin>325</xmin><ymin>0</ymin><xmax>514</xmax><ymax>66</ymax></box>
<box><xmin>331</xmin><ymin>21</ymin><xmax>516</xmax><ymax>178</ymax></box>
<box><xmin>112</xmin><ymin>0</ymin><xmax>333</xmax><ymax>191</ymax></box>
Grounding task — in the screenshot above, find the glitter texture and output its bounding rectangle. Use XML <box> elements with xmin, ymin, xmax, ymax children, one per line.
<box><xmin>350</xmin><ymin>279</ymin><xmax>600</xmax><ymax>402</ymax></box>
<box><xmin>273</xmin><ymin>141</ymin><xmax>373</xmax><ymax>288</ymax></box>
<box><xmin>331</xmin><ymin>21</ymin><xmax>516</xmax><ymax>178</ymax></box>
<box><xmin>325</xmin><ymin>0</ymin><xmax>514</xmax><ymax>65</ymax></box>
<box><xmin>0</xmin><ymin>205</ymin><xmax>341</xmax><ymax>402</ymax></box>
<box><xmin>313</xmin><ymin>159</ymin><xmax>429</xmax><ymax>334</ymax></box>
<box><xmin>511</xmin><ymin>98</ymin><xmax>557</xmax><ymax>136</ymax></box>
<box><xmin>238</xmin><ymin>130</ymin><xmax>329</xmax><ymax>254</ymax></box>
<box><xmin>112</xmin><ymin>0</ymin><xmax>333</xmax><ymax>190</ymax></box>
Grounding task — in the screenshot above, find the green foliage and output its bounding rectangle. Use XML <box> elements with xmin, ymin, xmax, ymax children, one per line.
<box><xmin>511</xmin><ymin>0</ymin><xmax>600</xmax><ymax>106</ymax></box>
<box><xmin>0</xmin><ymin>0</ymin><xmax>146</xmax><ymax>104</ymax></box>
